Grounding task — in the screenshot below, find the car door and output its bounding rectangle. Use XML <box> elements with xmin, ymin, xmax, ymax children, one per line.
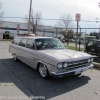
<box><xmin>24</xmin><ymin>39</ymin><xmax>37</xmax><ymax>69</ymax></box>
<box><xmin>96</xmin><ymin>41</ymin><xmax>100</xmax><ymax>55</ymax></box>
<box><xmin>18</xmin><ymin>38</ymin><xmax>28</xmax><ymax>61</ymax></box>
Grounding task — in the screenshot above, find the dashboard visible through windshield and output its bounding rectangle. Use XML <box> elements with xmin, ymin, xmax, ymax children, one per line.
<box><xmin>35</xmin><ymin>38</ymin><xmax>65</xmax><ymax>50</ymax></box>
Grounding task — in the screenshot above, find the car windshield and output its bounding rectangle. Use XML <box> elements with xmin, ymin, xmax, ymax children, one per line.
<box><xmin>35</xmin><ymin>38</ymin><xmax>65</xmax><ymax>50</ymax></box>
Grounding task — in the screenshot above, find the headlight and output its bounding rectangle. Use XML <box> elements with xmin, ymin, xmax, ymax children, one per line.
<box><xmin>88</xmin><ymin>59</ymin><xmax>91</xmax><ymax>63</ymax></box>
<box><xmin>63</xmin><ymin>63</ymin><xmax>68</xmax><ymax>68</ymax></box>
<box><xmin>57</xmin><ymin>63</ymin><xmax>63</xmax><ymax>69</ymax></box>
<box><xmin>90</xmin><ymin>58</ymin><xmax>93</xmax><ymax>62</ymax></box>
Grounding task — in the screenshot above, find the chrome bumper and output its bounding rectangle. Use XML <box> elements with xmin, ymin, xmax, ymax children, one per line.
<box><xmin>51</xmin><ymin>64</ymin><xmax>93</xmax><ymax>78</ymax></box>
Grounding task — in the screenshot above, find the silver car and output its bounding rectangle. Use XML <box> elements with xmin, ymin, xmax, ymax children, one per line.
<box><xmin>9</xmin><ymin>36</ymin><xmax>93</xmax><ymax>78</ymax></box>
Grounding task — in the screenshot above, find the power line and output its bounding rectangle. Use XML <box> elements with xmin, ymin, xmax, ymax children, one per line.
<box><xmin>3</xmin><ymin>3</ymin><xmax>29</xmax><ymax>5</ymax></box>
<box><xmin>2</xmin><ymin>1</ymin><xmax>99</xmax><ymax>14</ymax></box>
<box><xmin>55</xmin><ymin>0</ymin><xmax>99</xmax><ymax>11</ymax></box>
<box><xmin>2</xmin><ymin>1</ymin><xmax>98</xmax><ymax>9</ymax></box>
<box><xmin>63</xmin><ymin>0</ymin><xmax>99</xmax><ymax>3</ymax></box>
<box><xmin>2</xmin><ymin>2</ymin><xmax>71</xmax><ymax>7</ymax></box>
<box><xmin>55</xmin><ymin>0</ymin><xmax>79</xmax><ymax>9</ymax></box>
<box><xmin>1</xmin><ymin>16</ymin><xmax>100</xmax><ymax>23</ymax></box>
<box><xmin>2</xmin><ymin>2</ymin><xmax>91</xmax><ymax>9</ymax></box>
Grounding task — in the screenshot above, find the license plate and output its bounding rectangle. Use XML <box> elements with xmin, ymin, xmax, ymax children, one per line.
<box><xmin>82</xmin><ymin>67</ymin><xmax>89</xmax><ymax>71</ymax></box>
<box><xmin>75</xmin><ymin>69</ymin><xmax>81</xmax><ymax>75</ymax></box>
<box><xmin>91</xmin><ymin>49</ymin><xmax>94</xmax><ymax>51</ymax></box>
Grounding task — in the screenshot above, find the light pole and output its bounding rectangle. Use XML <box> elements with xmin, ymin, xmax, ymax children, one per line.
<box><xmin>95</xmin><ymin>18</ymin><xmax>100</xmax><ymax>39</ymax></box>
<box><xmin>98</xmin><ymin>3</ymin><xmax>100</xmax><ymax>39</ymax></box>
<box><xmin>28</xmin><ymin>0</ymin><xmax>32</xmax><ymax>34</ymax></box>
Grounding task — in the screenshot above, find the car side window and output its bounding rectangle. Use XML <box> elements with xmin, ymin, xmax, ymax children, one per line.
<box><xmin>12</xmin><ymin>38</ymin><xmax>22</xmax><ymax>45</ymax></box>
<box><xmin>97</xmin><ymin>41</ymin><xmax>100</xmax><ymax>45</ymax></box>
<box><xmin>87</xmin><ymin>41</ymin><xmax>94</xmax><ymax>46</ymax></box>
<box><xmin>93</xmin><ymin>41</ymin><xmax>98</xmax><ymax>45</ymax></box>
<box><xmin>26</xmin><ymin>39</ymin><xmax>34</xmax><ymax>49</ymax></box>
<box><xmin>19</xmin><ymin>39</ymin><xmax>27</xmax><ymax>47</ymax></box>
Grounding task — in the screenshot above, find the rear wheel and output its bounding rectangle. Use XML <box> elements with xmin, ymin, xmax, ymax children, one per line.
<box><xmin>13</xmin><ymin>54</ymin><xmax>18</xmax><ymax>61</ymax></box>
<box><xmin>38</xmin><ymin>63</ymin><xmax>50</xmax><ymax>78</ymax></box>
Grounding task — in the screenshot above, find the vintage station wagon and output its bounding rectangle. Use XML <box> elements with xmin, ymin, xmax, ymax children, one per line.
<box><xmin>9</xmin><ymin>37</ymin><xmax>94</xmax><ymax>78</ymax></box>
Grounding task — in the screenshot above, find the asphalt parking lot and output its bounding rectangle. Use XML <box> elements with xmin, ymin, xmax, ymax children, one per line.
<box><xmin>0</xmin><ymin>41</ymin><xmax>100</xmax><ymax>100</ymax></box>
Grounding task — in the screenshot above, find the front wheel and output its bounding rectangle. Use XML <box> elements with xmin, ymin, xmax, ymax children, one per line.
<box><xmin>38</xmin><ymin>63</ymin><xmax>50</xmax><ymax>78</ymax></box>
<box><xmin>75</xmin><ymin>73</ymin><xmax>81</xmax><ymax>77</ymax></box>
<box><xmin>96</xmin><ymin>53</ymin><xmax>100</xmax><ymax>57</ymax></box>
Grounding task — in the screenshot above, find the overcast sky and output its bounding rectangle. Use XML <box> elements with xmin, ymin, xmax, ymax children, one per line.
<box><xmin>1</xmin><ymin>0</ymin><xmax>100</xmax><ymax>33</ymax></box>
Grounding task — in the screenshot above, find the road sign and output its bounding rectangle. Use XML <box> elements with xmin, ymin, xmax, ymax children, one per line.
<box><xmin>16</xmin><ymin>26</ymin><xmax>20</xmax><ymax>30</ymax></box>
<box><xmin>75</xmin><ymin>13</ymin><xmax>81</xmax><ymax>22</ymax></box>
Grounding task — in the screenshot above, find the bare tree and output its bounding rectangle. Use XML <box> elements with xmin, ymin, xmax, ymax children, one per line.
<box><xmin>57</xmin><ymin>14</ymin><xmax>73</xmax><ymax>30</ymax></box>
<box><xmin>0</xmin><ymin>2</ymin><xmax>4</xmax><ymax>27</ymax></box>
<box><xmin>25</xmin><ymin>10</ymin><xmax>42</xmax><ymax>35</ymax></box>
<box><xmin>57</xmin><ymin>14</ymin><xmax>74</xmax><ymax>42</ymax></box>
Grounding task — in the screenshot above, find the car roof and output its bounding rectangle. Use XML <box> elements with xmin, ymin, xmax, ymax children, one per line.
<box><xmin>89</xmin><ymin>39</ymin><xmax>100</xmax><ymax>41</ymax></box>
<box><xmin>15</xmin><ymin>36</ymin><xmax>56</xmax><ymax>39</ymax></box>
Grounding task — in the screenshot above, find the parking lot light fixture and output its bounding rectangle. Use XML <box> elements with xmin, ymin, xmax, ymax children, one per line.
<box><xmin>95</xmin><ymin>18</ymin><xmax>100</xmax><ymax>39</ymax></box>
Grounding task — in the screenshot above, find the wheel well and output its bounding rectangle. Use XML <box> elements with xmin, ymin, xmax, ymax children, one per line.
<box><xmin>36</xmin><ymin>62</ymin><xmax>41</xmax><ymax>70</ymax></box>
<box><xmin>36</xmin><ymin>62</ymin><xmax>49</xmax><ymax>71</ymax></box>
<box><xmin>37</xmin><ymin>62</ymin><xmax>50</xmax><ymax>78</ymax></box>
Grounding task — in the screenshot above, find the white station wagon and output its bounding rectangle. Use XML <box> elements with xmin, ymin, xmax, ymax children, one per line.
<box><xmin>9</xmin><ymin>36</ymin><xmax>93</xmax><ymax>78</ymax></box>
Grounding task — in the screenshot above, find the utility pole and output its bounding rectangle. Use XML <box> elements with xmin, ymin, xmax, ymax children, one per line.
<box><xmin>98</xmin><ymin>3</ymin><xmax>100</xmax><ymax>39</ymax></box>
<box><xmin>78</xmin><ymin>25</ymin><xmax>81</xmax><ymax>51</ymax></box>
<box><xmin>95</xmin><ymin>18</ymin><xmax>100</xmax><ymax>39</ymax></box>
<box><xmin>76</xmin><ymin>21</ymin><xmax>78</xmax><ymax>50</ymax></box>
<box><xmin>99</xmin><ymin>25</ymin><xmax>100</xmax><ymax>40</ymax></box>
<box><xmin>28</xmin><ymin>0</ymin><xmax>32</xmax><ymax>34</ymax></box>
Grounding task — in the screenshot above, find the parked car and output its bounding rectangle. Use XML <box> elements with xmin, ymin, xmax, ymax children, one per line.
<box><xmin>84</xmin><ymin>39</ymin><xmax>100</xmax><ymax>56</ymax></box>
<box><xmin>62</xmin><ymin>38</ymin><xmax>65</xmax><ymax>43</ymax></box>
<box><xmin>9</xmin><ymin>37</ymin><xmax>93</xmax><ymax>78</ymax></box>
<box><xmin>9</xmin><ymin>36</ymin><xmax>14</xmax><ymax>39</ymax></box>
<box><xmin>70</xmin><ymin>39</ymin><xmax>75</xmax><ymax>42</ymax></box>
<box><xmin>62</xmin><ymin>38</ymin><xmax>69</xmax><ymax>43</ymax></box>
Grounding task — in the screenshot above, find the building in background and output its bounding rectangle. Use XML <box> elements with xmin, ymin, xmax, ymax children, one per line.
<box><xmin>0</xmin><ymin>21</ymin><xmax>64</xmax><ymax>40</ymax></box>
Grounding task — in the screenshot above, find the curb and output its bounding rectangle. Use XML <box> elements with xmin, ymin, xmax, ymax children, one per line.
<box><xmin>0</xmin><ymin>39</ymin><xmax>12</xmax><ymax>41</ymax></box>
<box><xmin>93</xmin><ymin>62</ymin><xmax>100</xmax><ymax>69</ymax></box>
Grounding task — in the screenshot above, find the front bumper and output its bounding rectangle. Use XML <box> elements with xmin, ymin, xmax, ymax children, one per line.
<box><xmin>51</xmin><ymin>64</ymin><xmax>93</xmax><ymax>78</ymax></box>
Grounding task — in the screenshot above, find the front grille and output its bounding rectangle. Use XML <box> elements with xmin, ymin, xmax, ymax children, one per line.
<box><xmin>67</xmin><ymin>59</ymin><xmax>89</xmax><ymax>70</ymax></box>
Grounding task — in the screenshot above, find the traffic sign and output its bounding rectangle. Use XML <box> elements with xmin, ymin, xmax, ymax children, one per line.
<box><xmin>75</xmin><ymin>13</ymin><xmax>81</xmax><ymax>22</ymax></box>
<box><xmin>16</xmin><ymin>26</ymin><xmax>20</xmax><ymax>30</ymax></box>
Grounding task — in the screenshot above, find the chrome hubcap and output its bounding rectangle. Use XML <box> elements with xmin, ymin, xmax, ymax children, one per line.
<box><xmin>13</xmin><ymin>54</ymin><xmax>17</xmax><ymax>60</ymax></box>
<box><xmin>39</xmin><ymin>64</ymin><xmax>47</xmax><ymax>77</ymax></box>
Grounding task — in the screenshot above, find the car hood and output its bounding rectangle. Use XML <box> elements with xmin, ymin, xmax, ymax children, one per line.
<box><xmin>38</xmin><ymin>49</ymin><xmax>91</xmax><ymax>61</ymax></box>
